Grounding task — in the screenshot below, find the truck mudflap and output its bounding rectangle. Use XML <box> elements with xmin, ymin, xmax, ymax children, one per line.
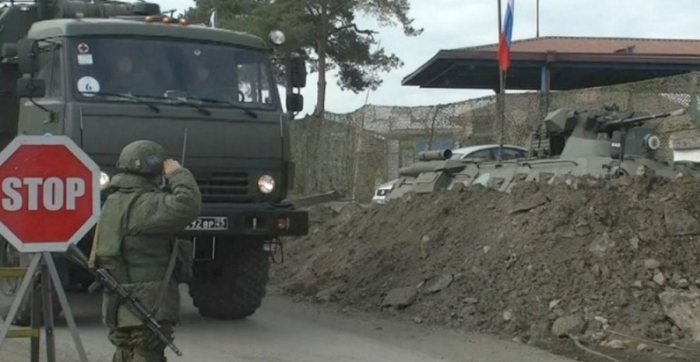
<box><xmin>180</xmin><ymin>202</ymin><xmax>309</xmax><ymax>237</ymax></box>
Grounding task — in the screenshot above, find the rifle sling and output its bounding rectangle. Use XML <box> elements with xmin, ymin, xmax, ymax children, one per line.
<box><xmin>151</xmin><ymin>237</ymin><xmax>179</xmax><ymax>314</ymax></box>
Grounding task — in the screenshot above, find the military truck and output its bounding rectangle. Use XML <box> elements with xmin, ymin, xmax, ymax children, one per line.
<box><xmin>387</xmin><ymin>106</ymin><xmax>700</xmax><ymax>200</ymax></box>
<box><xmin>0</xmin><ymin>0</ymin><xmax>309</xmax><ymax>324</ymax></box>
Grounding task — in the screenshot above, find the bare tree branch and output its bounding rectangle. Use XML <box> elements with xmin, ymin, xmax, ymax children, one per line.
<box><xmin>329</xmin><ymin>23</ymin><xmax>378</xmax><ymax>36</ymax></box>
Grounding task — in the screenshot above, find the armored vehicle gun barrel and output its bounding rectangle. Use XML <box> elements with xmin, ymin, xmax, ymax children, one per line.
<box><xmin>416</xmin><ymin>149</ymin><xmax>452</xmax><ymax>161</ymax></box>
<box><xmin>399</xmin><ymin>161</ymin><xmax>442</xmax><ymax>177</ymax></box>
<box><xmin>600</xmin><ymin>108</ymin><xmax>686</xmax><ymax>132</ymax></box>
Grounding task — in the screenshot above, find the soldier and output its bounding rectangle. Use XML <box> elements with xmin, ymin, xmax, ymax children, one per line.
<box><xmin>90</xmin><ymin>140</ymin><xmax>201</xmax><ymax>362</ymax></box>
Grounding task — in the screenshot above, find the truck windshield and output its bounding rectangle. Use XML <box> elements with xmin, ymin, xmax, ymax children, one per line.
<box><xmin>67</xmin><ymin>37</ymin><xmax>278</xmax><ymax>109</ymax></box>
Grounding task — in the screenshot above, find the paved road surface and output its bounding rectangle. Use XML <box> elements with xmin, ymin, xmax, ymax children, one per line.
<box><xmin>1</xmin><ymin>286</ymin><xmax>576</xmax><ymax>362</ymax></box>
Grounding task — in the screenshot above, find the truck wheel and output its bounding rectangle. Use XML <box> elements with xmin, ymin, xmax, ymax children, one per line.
<box><xmin>0</xmin><ymin>238</ymin><xmax>68</xmax><ymax>326</ymax></box>
<box><xmin>188</xmin><ymin>239</ymin><xmax>270</xmax><ymax>319</ymax></box>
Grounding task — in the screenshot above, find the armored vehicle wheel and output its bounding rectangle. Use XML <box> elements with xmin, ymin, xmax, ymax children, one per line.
<box><xmin>0</xmin><ymin>238</ymin><xmax>68</xmax><ymax>326</ymax></box>
<box><xmin>189</xmin><ymin>238</ymin><xmax>270</xmax><ymax>320</ymax></box>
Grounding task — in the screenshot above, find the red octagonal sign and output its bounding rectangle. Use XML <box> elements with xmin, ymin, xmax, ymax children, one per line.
<box><xmin>0</xmin><ymin>135</ymin><xmax>100</xmax><ymax>253</ymax></box>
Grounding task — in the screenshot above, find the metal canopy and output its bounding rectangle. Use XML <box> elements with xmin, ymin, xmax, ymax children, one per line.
<box><xmin>403</xmin><ymin>49</ymin><xmax>700</xmax><ymax>92</ymax></box>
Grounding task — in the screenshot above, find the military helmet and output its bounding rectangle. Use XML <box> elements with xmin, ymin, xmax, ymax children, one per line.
<box><xmin>116</xmin><ymin>140</ymin><xmax>167</xmax><ymax>176</ymax></box>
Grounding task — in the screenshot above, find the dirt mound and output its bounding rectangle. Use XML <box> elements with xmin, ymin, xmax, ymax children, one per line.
<box><xmin>271</xmin><ymin>175</ymin><xmax>700</xmax><ymax>361</ymax></box>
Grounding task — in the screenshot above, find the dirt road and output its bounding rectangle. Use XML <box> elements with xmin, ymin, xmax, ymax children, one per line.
<box><xmin>0</xmin><ymin>286</ymin><xmax>576</xmax><ymax>362</ymax></box>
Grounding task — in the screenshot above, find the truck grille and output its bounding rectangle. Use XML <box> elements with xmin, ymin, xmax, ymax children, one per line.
<box><xmin>195</xmin><ymin>172</ymin><xmax>249</xmax><ymax>203</ymax></box>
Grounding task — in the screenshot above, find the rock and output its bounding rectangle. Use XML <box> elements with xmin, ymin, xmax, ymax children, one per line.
<box><xmin>604</xmin><ymin>339</ymin><xmax>626</xmax><ymax>349</ymax></box>
<box><xmin>664</xmin><ymin>204</ymin><xmax>700</xmax><ymax>236</ymax></box>
<box><xmin>551</xmin><ymin>315</ymin><xmax>585</xmax><ymax>337</ymax></box>
<box><xmin>316</xmin><ymin>289</ymin><xmax>333</xmax><ymax>303</ymax></box>
<box><xmin>636</xmin><ymin>343</ymin><xmax>651</xmax><ymax>352</ymax></box>
<box><xmin>588</xmin><ymin>232</ymin><xmax>615</xmax><ymax>258</ymax></box>
<box><xmin>315</xmin><ymin>285</ymin><xmax>343</xmax><ymax>303</ymax></box>
<box><xmin>676</xmin><ymin>278</ymin><xmax>690</xmax><ymax>289</ymax></box>
<box><xmin>382</xmin><ymin>287</ymin><xmax>418</xmax><ymax>308</ymax></box>
<box><xmin>644</xmin><ymin>259</ymin><xmax>661</xmax><ymax>270</ymax></box>
<box><xmin>658</xmin><ymin>289</ymin><xmax>700</xmax><ymax>342</ymax></box>
<box><xmin>629</xmin><ymin>236</ymin><xmax>640</xmax><ymax>250</ymax></box>
<box><xmin>413</xmin><ymin>316</ymin><xmax>423</xmax><ymax>324</ymax></box>
<box><xmin>591</xmin><ymin>264</ymin><xmax>602</xmax><ymax>277</ymax></box>
<box><xmin>463</xmin><ymin>297</ymin><xmax>478</xmax><ymax>304</ymax></box>
<box><xmin>653</xmin><ymin>272</ymin><xmax>666</xmax><ymax>286</ymax></box>
<box><xmin>459</xmin><ymin>305</ymin><xmax>476</xmax><ymax>317</ymax></box>
<box><xmin>426</xmin><ymin>273</ymin><xmax>454</xmax><ymax>293</ymax></box>
<box><xmin>508</xmin><ymin>193</ymin><xmax>548</xmax><ymax>214</ymax></box>
<box><xmin>631</xmin><ymin>280</ymin><xmax>643</xmax><ymax>289</ymax></box>
<box><xmin>503</xmin><ymin>310</ymin><xmax>513</xmax><ymax>321</ymax></box>
<box><xmin>549</xmin><ymin>299</ymin><xmax>561</xmax><ymax>310</ymax></box>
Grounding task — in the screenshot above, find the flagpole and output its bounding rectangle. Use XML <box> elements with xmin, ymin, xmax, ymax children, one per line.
<box><xmin>497</xmin><ymin>0</ymin><xmax>505</xmax><ymax>161</ymax></box>
<box><xmin>536</xmin><ymin>0</ymin><xmax>540</xmax><ymax>37</ymax></box>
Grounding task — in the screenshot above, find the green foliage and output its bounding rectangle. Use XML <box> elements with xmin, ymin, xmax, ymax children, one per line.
<box><xmin>182</xmin><ymin>0</ymin><xmax>422</xmax><ymax>94</ymax></box>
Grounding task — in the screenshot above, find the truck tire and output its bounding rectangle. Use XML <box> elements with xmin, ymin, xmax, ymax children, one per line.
<box><xmin>188</xmin><ymin>239</ymin><xmax>270</xmax><ymax>320</ymax></box>
<box><xmin>0</xmin><ymin>238</ymin><xmax>68</xmax><ymax>326</ymax></box>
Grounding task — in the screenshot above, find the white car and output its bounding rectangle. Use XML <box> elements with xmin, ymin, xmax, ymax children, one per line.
<box><xmin>449</xmin><ymin>144</ymin><xmax>528</xmax><ymax>161</ymax></box>
<box><xmin>371</xmin><ymin>179</ymin><xmax>397</xmax><ymax>204</ymax></box>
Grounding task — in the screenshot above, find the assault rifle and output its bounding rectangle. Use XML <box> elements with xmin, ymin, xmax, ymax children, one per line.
<box><xmin>65</xmin><ymin>244</ymin><xmax>183</xmax><ymax>356</ymax></box>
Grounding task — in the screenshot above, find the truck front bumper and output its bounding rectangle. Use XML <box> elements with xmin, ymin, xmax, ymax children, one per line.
<box><xmin>179</xmin><ymin>202</ymin><xmax>309</xmax><ymax>238</ymax></box>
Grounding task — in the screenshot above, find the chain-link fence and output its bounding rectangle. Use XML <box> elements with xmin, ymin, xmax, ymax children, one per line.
<box><xmin>289</xmin><ymin>71</ymin><xmax>700</xmax><ymax>202</ymax></box>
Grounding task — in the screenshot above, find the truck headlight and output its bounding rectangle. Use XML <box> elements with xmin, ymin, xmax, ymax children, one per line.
<box><xmin>99</xmin><ymin>171</ymin><xmax>110</xmax><ymax>190</ymax></box>
<box><xmin>257</xmin><ymin>175</ymin><xmax>275</xmax><ymax>194</ymax></box>
<box><xmin>269</xmin><ymin>30</ymin><xmax>285</xmax><ymax>46</ymax></box>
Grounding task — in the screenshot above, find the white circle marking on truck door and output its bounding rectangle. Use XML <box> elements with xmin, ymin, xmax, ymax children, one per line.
<box><xmin>76</xmin><ymin>76</ymin><xmax>100</xmax><ymax>97</ymax></box>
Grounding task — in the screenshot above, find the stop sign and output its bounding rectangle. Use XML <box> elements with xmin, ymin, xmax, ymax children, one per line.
<box><xmin>0</xmin><ymin>135</ymin><xmax>100</xmax><ymax>253</ymax></box>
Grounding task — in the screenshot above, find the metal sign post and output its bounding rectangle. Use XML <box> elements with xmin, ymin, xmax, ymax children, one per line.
<box><xmin>0</xmin><ymin>135</ymin><xmax>101</xmax><ymax>362</ymax></box>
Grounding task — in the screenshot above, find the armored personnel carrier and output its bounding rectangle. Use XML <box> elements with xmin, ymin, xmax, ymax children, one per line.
<box><xmin>1</xmin><ymin>0</ymin><xmax>309</xmax><ymax>325</ymax></box>
<box><xmin>387</xmin><ymin>106</ymin><xmax>698</xmax><ymax>200</ymax></box>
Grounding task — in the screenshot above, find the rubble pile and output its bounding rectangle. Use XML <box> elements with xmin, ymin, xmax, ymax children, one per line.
<box><xmin>270</xmin><ymin>175</ymin><xmax>700</xmax><ymax>360</ymax></box>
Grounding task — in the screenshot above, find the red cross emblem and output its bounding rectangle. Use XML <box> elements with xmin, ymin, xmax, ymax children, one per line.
<box><xmin>77</xmin><ymin>43</ymin><xmax>89</xmax><ymax>54</ymax></box>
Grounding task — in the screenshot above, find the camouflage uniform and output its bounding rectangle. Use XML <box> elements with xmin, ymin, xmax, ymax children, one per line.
<box><xmin>92</xmin><ymin>140</ymin><xmax>201</xmax><ymax>362</ymax></box>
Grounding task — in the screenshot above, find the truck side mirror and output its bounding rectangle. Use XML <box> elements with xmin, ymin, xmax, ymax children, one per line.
<box><xmin>16</xmin><ymin>76</ymin><xmax>46</xmax><ymax>98</ymax></box>
<box><xmin>17</xmin><ymin>38</ymin><xmax>39</xmax><ymax>75</ymax></box>
<box><xmin>290</xmin><ymin>57</ymin><xmax>306</xmax><ymax>88</ymax></box>
<box><xmin>286</xmin><ymin>93</ymin><xmax>303</xmax><ymax>113</ymax></box>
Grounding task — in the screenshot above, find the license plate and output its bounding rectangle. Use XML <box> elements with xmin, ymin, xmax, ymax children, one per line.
<box><xmin>186</xmin><ymin>217</ymin><xmax>228</xmax><ymax>231</ymax></box>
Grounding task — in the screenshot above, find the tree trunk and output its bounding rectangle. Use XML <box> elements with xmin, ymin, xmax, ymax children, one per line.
<box><xmin>315</xmin><ymin>1</ymin><xmax>328</xmax><ymax>118</ymax></box>
<box><xmin>307</xmin><ymin>0</ymin><xmax>328</xmax><ymax>194</ymax></box>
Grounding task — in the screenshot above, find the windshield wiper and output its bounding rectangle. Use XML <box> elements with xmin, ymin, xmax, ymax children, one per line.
<box><xmin>169</xmin><ymin>98</ymin><xmax>211</xmax><ymax>116</ymax></box>
<box><xmin>81</xmin><ymin>91</ymin><xmax>161</xmax><ymax>113</ymax></box>
<box><xmin>185</xmin><ymin>96</ymin><xmax>258</xmax><ymax>119</ymax></box>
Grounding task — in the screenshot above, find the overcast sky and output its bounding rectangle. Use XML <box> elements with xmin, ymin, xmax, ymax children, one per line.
<box><xmin>154</xmin><ymin>0</ymin><xmax>700</xmax><ymax>115</ymax></box>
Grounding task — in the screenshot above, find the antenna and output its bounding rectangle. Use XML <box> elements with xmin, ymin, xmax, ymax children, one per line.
<box><xmin>180</xmin><ymin>127</ymin><xmax>188</xmax><ymax>166</ymax></box>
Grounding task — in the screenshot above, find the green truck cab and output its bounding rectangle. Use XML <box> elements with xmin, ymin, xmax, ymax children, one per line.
<box><xmin>0</xmin><ymin>0</ymin><xmax>308</xmax><ymax>324</ymax></box>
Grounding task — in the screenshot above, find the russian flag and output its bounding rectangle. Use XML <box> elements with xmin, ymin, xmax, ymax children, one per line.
<box><xmin>498</xmin><ymin>0</ymin><xmax>515</xmax><ymax>72</ymax></box>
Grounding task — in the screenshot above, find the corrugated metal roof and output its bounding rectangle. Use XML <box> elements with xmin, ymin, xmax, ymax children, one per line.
<box><xmin>455</xmin><ymin>36</ymin><xmax>700</xmax><ymax>55</ymax></box>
